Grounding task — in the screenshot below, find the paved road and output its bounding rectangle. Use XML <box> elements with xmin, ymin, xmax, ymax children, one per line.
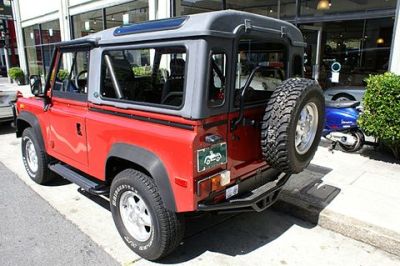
<box><xmin>0</xmin><ymin>162</ymin><xmax>119</xmax><ymax>266</ymax></box>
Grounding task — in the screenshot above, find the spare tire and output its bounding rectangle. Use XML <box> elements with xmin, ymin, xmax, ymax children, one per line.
<box><xmin>261</xmin><ymin>78</ymin><xmax>325</xmax><ymax>174</ymax></box>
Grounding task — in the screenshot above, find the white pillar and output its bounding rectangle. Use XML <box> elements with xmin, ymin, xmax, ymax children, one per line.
<box><xmin>389</xmin><ymin>0</ymin><xmax>400</xmax><ymax>74</ymax></box>
<box><xmin>11</xmin><ymin>0</ymin><xmax>28</xmax><ymax>76</ymax></box>
<box><xmin>149</xmin><ymin>0</ymin><xmax>170</xmax><ymax>20</ymax></box>
<box><xmin>59</xmin><ymin>0</ymin><xmax>72</xmax><ymax>71</ymax></box>
<box><xmin>59</xmin><ymin>0</ymin><xmax>71</xmax><ymax>42</ymax></box>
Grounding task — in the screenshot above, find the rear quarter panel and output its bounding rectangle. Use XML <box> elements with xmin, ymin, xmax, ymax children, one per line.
<box><xmin>86</xmin><ymin>104</ymin><xmax>199</xmax><ymax>212</ymax></box>
<box><xmin>16</xmin><ymin>97</ymin><xmax>49</xmax><ymax>145</ymax></box>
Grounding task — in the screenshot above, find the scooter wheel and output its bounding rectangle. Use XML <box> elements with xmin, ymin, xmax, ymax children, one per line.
<box><xmin>338</xmin><ymin>130</ymin><xmax>365</xmax><ymax>152</ymax></box>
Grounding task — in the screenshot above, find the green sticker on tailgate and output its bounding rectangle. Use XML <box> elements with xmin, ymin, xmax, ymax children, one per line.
<box><xmin>197</xmin><ymin>142</ymin><xmax>227</xmax><ymax>172</ymax></box>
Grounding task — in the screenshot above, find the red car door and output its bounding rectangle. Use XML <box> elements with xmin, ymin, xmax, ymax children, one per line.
<box><xmin>47</xmin><ymin>48</ymin><xmax>90</xmax><ymax>169</ymax></box>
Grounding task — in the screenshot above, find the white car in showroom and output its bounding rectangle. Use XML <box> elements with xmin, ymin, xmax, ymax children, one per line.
<box><xmin>324</xmin><ymin>86</ymin><xmax>366</xmax><ymax>102</ymax></box>
<box><xmin>0</xmin><ymin>90</ymin><xmax>20</xmax><ymax>124</ymax></box>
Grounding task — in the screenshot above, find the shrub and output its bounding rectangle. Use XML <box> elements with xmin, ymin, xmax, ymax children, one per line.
<box><xmin>8</xmin><ymin>67</ymin><xmax>25</xmax><ymax>84</ymax></box>
<box><xmin>358</xmin><ymin>72</ymin><xmax>400</xmax><ymax>158</ymax></box>
<box><xmin>57</xmin><ymin>69</ymin><xmax>69</xmax><ymax>80</ymax></box>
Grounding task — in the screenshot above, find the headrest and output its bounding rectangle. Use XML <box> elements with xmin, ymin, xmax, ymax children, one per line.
<box><xmin>170</xmin><ymin>58</ymin><xmax>185</xmax><ymax>76</ymax></box>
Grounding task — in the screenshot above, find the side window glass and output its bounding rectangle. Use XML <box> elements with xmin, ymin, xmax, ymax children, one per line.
<box><xmin>101</xmin><ymin>47</ymin><xmax>186</xmax><ymax>108</ymax></box>
<box><xmin>235</xmin><ymin>37</ymin><xmax>287</xmax><ymax>105</ymax></box>
<box><xmin>208</xmin><ymin>52</ymin><xmax>226</xmax><ymax>107</ymax></box>
<box><xmin>54</xmin><ymin>50</ymin><xmax>89</xmax><ymax>94</ymax></box>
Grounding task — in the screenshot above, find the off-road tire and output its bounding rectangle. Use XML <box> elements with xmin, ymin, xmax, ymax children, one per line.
<box><xmin>21</xmin><ymin>127</ymin><xmax>55</xmax><ymax>184</ymax></box>
<box><xmin>110</xmin><ymin>169</ymin><xmax>185</xmax><ymax>261</ymax></box>
<box><xmin>261</xmin><ymin>78</ymin><xmax>325</xmax><ymax>174</ymax></box>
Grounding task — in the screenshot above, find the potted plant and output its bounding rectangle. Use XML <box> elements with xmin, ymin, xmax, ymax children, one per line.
<box><xmin>57</xmin><ymin>69</ymin><xmax>69</xmax><ymax>80</ymax></box>
<box><xmin>8</xmin><ymin>67</ymin><xmax>25</xmax><ymax>85</ymax></box>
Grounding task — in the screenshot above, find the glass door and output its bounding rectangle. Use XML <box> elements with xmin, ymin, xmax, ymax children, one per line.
<box><xmin>301</xmin><ymin>26</ymin><xmax>322</xmax><ymax>82</ymax></box>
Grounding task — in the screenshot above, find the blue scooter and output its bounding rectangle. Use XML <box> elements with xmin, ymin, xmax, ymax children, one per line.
<box><xmin>323</xmin><ymin>100</ymin><xmax>365</xmax><ymax>152</ymax></box>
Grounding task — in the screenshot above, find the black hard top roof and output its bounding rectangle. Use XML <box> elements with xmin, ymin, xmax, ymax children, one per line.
<box><xmin>60</xmin><ymin>10</ymin><xmax>305</xmax><ymax>48</ymax></box>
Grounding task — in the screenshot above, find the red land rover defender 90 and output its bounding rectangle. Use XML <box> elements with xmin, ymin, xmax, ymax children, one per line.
<box><xmin>14</xmin><ymin>10</ymin><xmax>324</xmax><ymax>260</ymax></box>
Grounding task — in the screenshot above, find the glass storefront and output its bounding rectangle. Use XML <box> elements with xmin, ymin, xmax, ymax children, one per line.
<box><xmin>226</xmin><ymin>0</ymin><xmax>296</xmax><ymax>19</ymax></box>
<box><xmin>300</xmin><ymin>0</ymin><xmax>397</xmax><ymax>17</ymax></box>
<box><xmin>176</xmin><ymin>0</ymin><xmax>296</xmax><ymax>19</ymax></box>
<box><xmin>23</xmin><ymin>20</ymin><xmax>61</xmax><ymax>78</ymax></box>
<box><xmin>105</xmin><ymin>0</ymin><xmax>148</xmax><ymax>29</ymax></box>
<box><xmin>176</xmin><ymin>0</ymin><xmax>222</xmax><ymax>16</ymax></box>
<box><xmin>174</xmin><ymin>0</ymin><xmax>397</xmax><ymax>89</ymax></box>
<box><xmin>72</xmin><ymin>9</ymin><xmax>103</xmax><ymax>38</ymax></box>
<box><xmin>72</xmin><ymin>1</ymin><xmax>149</xmax><ymax>38</ymax></box>
<box><xmin>20</xmin><ymin>0</ymin><xmax>397</xmax><ymax>89</ymax></box>
<box><xmin>22</xmin><ymin>1</ymin><xmax>150</xmax><ymax>77</ymax></box>
<box><xmin>303</xmin><ymin>18</ymin><xmax>394</xmax><ymax>89</ymax></box>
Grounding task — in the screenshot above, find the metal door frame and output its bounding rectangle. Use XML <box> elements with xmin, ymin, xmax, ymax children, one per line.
<box><xmin>300</xmin><ymin>25</ymin><xmax>322</xmax><ymax>80</ymax></box>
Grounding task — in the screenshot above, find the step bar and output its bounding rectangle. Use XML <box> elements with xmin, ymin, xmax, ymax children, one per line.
<box><xmin>49</xmin><ymin>163</ymin><xmax>109</xmax><ymax>195</ymax></box>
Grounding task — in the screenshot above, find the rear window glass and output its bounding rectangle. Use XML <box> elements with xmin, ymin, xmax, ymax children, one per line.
<box><xmin>235</xmin><ymin>38</ymin><xmax>287</xmax><ymax>105</ymax></box>
<box><xmin>101</xmin><ymin>46</ymin><xmax>186</xmax><ymax>108</ymax></box>
<box><xmin>208</xmin><ymin>52</ymin><xmax>226</xmax><ymax>107</ymax></box>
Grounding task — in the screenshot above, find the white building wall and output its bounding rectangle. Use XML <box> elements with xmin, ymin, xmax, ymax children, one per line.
<box><xmin>19</xmin><ymin>0</ymin><xmax>59</xmax><ymax>22</ymax></box>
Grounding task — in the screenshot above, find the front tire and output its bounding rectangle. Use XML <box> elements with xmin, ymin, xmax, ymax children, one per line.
<box><xmin>21</xmin><ymin>127</ymin><xmax>54</xmax><ymax>184</ymax></box>
<box><xmin>110</xmin><ymin>169</ymin><xmax>185</xmax><ymax>261</ymax></box>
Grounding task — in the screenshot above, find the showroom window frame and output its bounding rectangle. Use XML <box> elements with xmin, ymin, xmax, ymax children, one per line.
<box><xmin>22</xmin><ymin>20</ymin><xmax>60</xmax><ymax>78</ymax></box>
<box><xmin>70</xmin><ymin>1</ymin><xmax>150</xmax><ymax>39</ymax></box>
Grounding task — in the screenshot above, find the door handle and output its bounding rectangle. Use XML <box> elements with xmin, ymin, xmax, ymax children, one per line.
<box><xmin>76</xmin><ymin>123</ymin><xmax>82</xmax><ymax>136</ymax></box>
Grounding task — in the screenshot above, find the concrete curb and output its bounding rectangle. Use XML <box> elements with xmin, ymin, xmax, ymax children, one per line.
<box><xmin>274</xmin><ymin>191</ymin><xmax>400</xmax><ymax>257</ymax></box>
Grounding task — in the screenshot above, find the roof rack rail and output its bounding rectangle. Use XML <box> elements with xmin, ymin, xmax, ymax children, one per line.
<box><xmin>114</xmin><ymin>16</ymin><xmax>187</xmax><ymax>36</ymax></box>
<box><xmin>58</xmin><ymin>38</ymin><xmax>99</xmax><ymax>48</ymax></box>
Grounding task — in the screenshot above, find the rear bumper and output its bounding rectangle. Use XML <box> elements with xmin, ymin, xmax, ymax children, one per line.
<box><xmin>198</xmin><ymin>169</ymin><xmax>290</xmax><ymax>213</ymax></box>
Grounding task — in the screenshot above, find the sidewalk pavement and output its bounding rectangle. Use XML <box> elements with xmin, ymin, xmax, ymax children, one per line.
<box><xmin>276</xmin><ymin>144</ymin><xmax>400</xmax><ymax>257</ymax></box>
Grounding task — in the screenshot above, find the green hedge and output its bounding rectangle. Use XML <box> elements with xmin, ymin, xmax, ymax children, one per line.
<box><xmin>358</xmin><ymin>72</ymin><xmax>400</xmax><ymax>158</ymax></box>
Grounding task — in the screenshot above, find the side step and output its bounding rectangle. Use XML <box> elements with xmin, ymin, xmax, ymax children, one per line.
<box><xmin>49</xmin><ymin>163</ymin><xmax>109</xmax><ymax>195</ymax></box>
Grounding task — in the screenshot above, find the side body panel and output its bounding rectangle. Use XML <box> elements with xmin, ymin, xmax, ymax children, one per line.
<box><xmin>85</xmin><ymin>104</ymin><xmax>199</xmax><ymax>212</ymax></box>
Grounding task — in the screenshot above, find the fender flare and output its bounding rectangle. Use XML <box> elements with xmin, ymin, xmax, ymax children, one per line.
<box><xmin>16</xmin><ymin>111</ymin><xmax>46</xmax><ymax>150</ymax></box>
<box><xmin>107</xmin><ymin>143</ymin><xmax>176</xmax><ymax>211</ymax></box>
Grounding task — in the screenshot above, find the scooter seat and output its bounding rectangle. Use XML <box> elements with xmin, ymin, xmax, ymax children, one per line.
<box><xmin>325</xmin><ymin>100</ymin><xmax>360</xmax><ymax>108</ymax></box>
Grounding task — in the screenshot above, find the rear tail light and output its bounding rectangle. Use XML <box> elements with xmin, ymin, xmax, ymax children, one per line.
<box><xmin>16</xmin><ymin>91</ymin><xmax>23</xmax><ymax>98</ymax></box>
<box><xmin>197</xmin><ymin>170</ymin><xmax>230</xmax><ymax>198</ymax></box>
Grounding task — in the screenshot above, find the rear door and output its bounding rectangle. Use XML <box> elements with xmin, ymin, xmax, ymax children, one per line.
<box><xmin>227</xmin><ymin>34</ymin><xmax>289</xmax><ymax>179</ymax></box>
<box><xmin>47</xmin><ymin>48</ymin><xmax>90</xmax><ymax>168</ymax></box>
